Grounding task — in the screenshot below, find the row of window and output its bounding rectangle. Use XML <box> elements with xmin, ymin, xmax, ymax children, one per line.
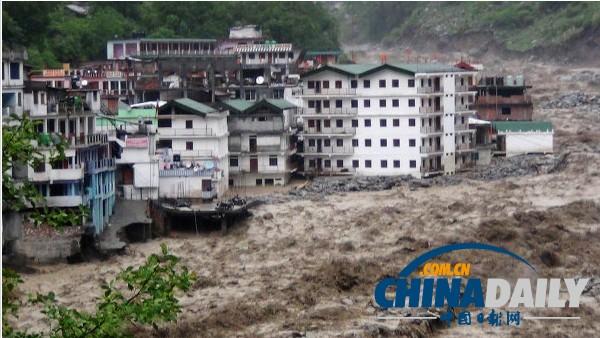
<box><xmin>229</xmin><ymin>157</ymin><xmax>278</xmax><ymax>167</ymax></box>
<box><xmin>308</xmin><ymin>159</ymin><xmax>418</xmax><ymax>169</ymax></box>
<box><xmin>307</xmin><ymin>98</ymin><xmax>416</xmax><ymax>109</ymax></box>
<box><xmin>246</xmin><ymin>52</ymin><xmax>294</xmax><ymax>60</ymax></box>
<box><xmin>306</xmin><ymin>118</ymin><xmax>417</xmax><ymax>128</ymax></box>
<box><xmin>307</xmin><ymin>79</ymin><xmax>415</xmax><ymax>89</ymax></box>
<box><xmin>306</xmin><ymin>138</ymin><xmax>417</xmax><ymax>148</ymax></box>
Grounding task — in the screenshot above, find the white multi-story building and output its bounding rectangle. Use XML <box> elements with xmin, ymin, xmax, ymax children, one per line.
<box><xmin>295</xmin><ymin>63</ymin><xmax>477</xmax><ymax>178</ymax></box>
<box><xmin>220</xmin><ymin>98</ymin><xmax>298</xmax><ymax>187</ymax></box>
<box><xmin>156</xmin><ymin>98</ymin><xmax>229</xmax><ymax>200</ymax></box>
<box><xmin>2</xmin><ymin>50</ymin><xmax>27</xmax><ymax>116</ymax></box>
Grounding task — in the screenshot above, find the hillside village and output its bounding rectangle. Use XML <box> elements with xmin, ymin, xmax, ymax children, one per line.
<box><xmin>3</xmin><ymin>25</ymin><xmax>555</xmax><ymax>262</ymax></box>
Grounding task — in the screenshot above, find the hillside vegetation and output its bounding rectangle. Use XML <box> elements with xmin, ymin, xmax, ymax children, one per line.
<box><xmin>2</xmin><ymin>2</ymin><xmax>339</xmax><ymax>68</ymax></box>
<box><xmin>337</xmin><ymin>2</ymin><xmax>600</xmax><ymax>62</ymax></box>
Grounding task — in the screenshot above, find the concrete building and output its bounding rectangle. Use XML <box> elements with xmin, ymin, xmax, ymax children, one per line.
<box><xmin>295</xmin><ymin>63</ymin><xmax>478</xmax><ymax>178</ymax></box>
<box><xmin>156</xmin><ymin>98</ymin><xmax>229</xmax><ymax>200</ymax></box>
<box><xmin>2</xmin><ymin>49</ymin><xmax>28</xmax><ymax>116</ymax></box>
<box><xmin>492</xmin><ymin>121</ymin><xmax>554</xmax><ymax>156</ymax></box>
<box><xmin>475</xmin><ymin>76</ymin><xmax>533</xmax><ymax>121</ymax></box>
<box><xmin>219</xmin><ymin>98</ymin><xmax>299</xmax><ymax>186</ymax></box>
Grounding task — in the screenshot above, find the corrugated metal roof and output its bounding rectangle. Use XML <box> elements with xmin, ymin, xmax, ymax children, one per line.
<box><xmin>305</xmin><ymin>50</ymin><xmax>343</xmax><ymax>56</ymax></box>
<box><xmin>302</xmin><ymin>63</ymin><xmax>469</xmax><ymax>79</ymax></box>
<box><xmin>222</xmin><ymin>99</ymin><xmax>296</xmax><ymax>115</ymax></box>
<box><xmin>492</xmin><ymin>121</ymin><xmax>554</xmax><ymax>133</ymax></box>
<box><xmin>220</xmin><ymin>99</ymin><xmax>254</xmax><ymax>114</ymax></box>
<box><xmin>264</xmin><ymin>99</ymin><xmax>297</xmax><ymax>110</ymax></box>
<box><xmin>140</xmin><ymin>38</ymin><xmax>216</xmax><ymax>43</ymax></box>
<box><xmin>235</xmin><ymin>43</ymin><xmax>293</xmax><ymax>53</ymax></box>
<box><xmin>159</xmin><ymin>98</ymin><xmax>216</xmax><ymax>116</ymax></box>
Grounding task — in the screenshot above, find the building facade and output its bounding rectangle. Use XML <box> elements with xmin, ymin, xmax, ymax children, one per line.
<box><xmin>220</xmin><ymin>99</ymin><xmax>298</xmax><ymax>186</ymax></box>
<box><xmin>475</xmin><ymin>76</ymin><xmax>533</xmax><ymax>121</ymax></box>
<box><xmin>156</xmin><ymin>98</ymin><xmax>229</xmax><ymax>200</ymax></box>
<box><xmin>2</xmin><ymin>50</ymin><xmax>28</xmax><ymax>117</ymax></box>
<box><xmin>295</xmin><ymin>63</ymin><xmax>478</xmax><ymax>178</ymax></box>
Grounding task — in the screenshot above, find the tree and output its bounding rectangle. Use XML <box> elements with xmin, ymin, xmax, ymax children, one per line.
<box><xmin>2</xmin><ymin>244</ymin><xmax>196</xmax><ymax>337</ymax></box>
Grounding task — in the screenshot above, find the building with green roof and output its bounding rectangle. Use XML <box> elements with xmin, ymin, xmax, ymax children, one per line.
<box><xmin>492</xmin><ymin>121</ymin><xmax>554</xmax><ymax>156</ymax></box>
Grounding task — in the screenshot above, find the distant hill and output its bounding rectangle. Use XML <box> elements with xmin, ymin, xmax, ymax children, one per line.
<box><xmin>333</xmin><ymin>2</ymin><xmax>600</xmax><ymax>64</ymax></box>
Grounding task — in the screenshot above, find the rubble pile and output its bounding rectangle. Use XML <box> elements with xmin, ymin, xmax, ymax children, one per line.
<box><xmin>543</xmin><ymin>91</ymin><xmax>600</xmax><ymax>112</ymax></box>
<box><xmin>466</xmin><ymin>154</ymin><xmax>564</xmax><ymax>181</ymax></box>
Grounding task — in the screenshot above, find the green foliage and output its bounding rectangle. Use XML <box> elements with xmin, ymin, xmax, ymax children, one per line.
<box><xmin>3</xmin><ymin>1</ymin><xmax>340</xmax><ymax>68</ymax></box>
<box><xmin>2</xmin><ymin>245</ymin><xmax>196</xmax><ymax>338</ymax></box>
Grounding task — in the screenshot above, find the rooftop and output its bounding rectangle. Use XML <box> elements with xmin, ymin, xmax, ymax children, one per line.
<box><xmin>492</xmin><ymin>121</ymin><xmax>553</xmax><ymax>133</ymax></box>
<box><xmin>302</xmin><ymin>63</ymin><xmax>471</xmax><ymax>78</ymax></box>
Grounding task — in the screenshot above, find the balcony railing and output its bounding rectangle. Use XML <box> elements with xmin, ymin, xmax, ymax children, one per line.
<box><xmin>475</xmin><ymin>95</ymin><xmax>533</xmax><ymax>106</ymax></box>
<box><xmin>304</xmin><ymin>146</ymin><xmax>354</xmax><ymax>155</ymax></box>
<box><xmin>86</xmin><ymin>158</ymin><xmax>116</xmax><ymax>173</ymax></box>
<box><xmin>421</xmin><ymin>165</ymin><xmax>445</xmax><ymax>175</ymax></box>
<box><xmin>420</xmin><ymin>145</ymin><xmax>444</xmax><ymax>154</ymax></box>
<box><xmin>230</xmin><ymin>144</ymin><xmax>283</xmax><ymax>153</ymax></box>
<box><xmin>159</xmin><ymin>128</ymin><xmax>216</xmax><ymax>137</ymax></box>
<box><xmin>456</xmin><ymin>142</ymin><xmax>476</xmax><ymax>151</ymax></box>
<box><xmin>302</xmin><ymin>88</ymin><xmax>357</xmax><ymax>96</ymax></box>
<box><xmin>46</xmin><ymin>195</ymin><xmax>84</xmax><ymax>208</ymax></box>
<box><xmin>420</xmin><ymin>126</ymin><xmax>443</xmax><ymax>134</ymax></box>
<box><xmin>202</xmin><ymin>190</ymin><xmax>217</xmax><ymax>199</ymax></box>
<box><xmin>303</xmin><ymin>126</ymin><xmax>356</xmax><ymax>135</ymax></box>
<box><xmin>417</xmin><ymin>86</ymin><xmax>443</xmax><ymax>94</ymax></box>
<box><xmin>455</xmin><ymin>104</ymin><xmax>472</xmax><ymax>112</ymax></box>
<box><xmin>419</xmin><ymin>106</ymin><xmax>443</xmax><ymax>114</ymax></box>
<box><xmin>64</xmin><ymin>133</ymin><xmax>109</xmax><ymax>147</ymax></box>
<box><xmin>455</xmin><ymin>124</ymin><xmax>475</xmax><ymax>132</ymax></box>
<box><xmin>300</xmin><ymin>108</ymin><xmax>358</xmax><ymax>115</ymax></box>
<box><xmin>455</xmin><ymin>85</ymin><xmax>469</xmax><ymax>92</ymax></box>
<box><xmin>311</xmin><ymin>167</ymin><xmax>357</xmax><ymax>175</ymax></box>
<box><xmin>159</xmin><ymin>168</ymin><xmax>215</xmax><ymax>177</ymax></box>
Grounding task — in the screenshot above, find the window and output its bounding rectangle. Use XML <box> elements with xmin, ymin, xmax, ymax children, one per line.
<box><xmin>309</xmin><ymin>160</ymin><xmax>316</xmax><ymax>168</ymax></box>
<box><xmin>380</xmin><ymin>139</ymin><xmax>387</xmax><ymax>147</ymax></box>
<box><xmin>336</xmin><ymin>160</ymin><xmax>344</xmax><ymax>168</ymax></box>
<box><xmin>393</xmin><ymin>139</ymin><xmax>400</xmax><ymax>147</ymax></box>
<box><xmin>265</xmin><ymin>179</ymin><xmax>274</xmax><ymax>186</ymax></box>
<box><xmin>502</xmin><ymin>107</ymin><xmax>511</xmax><ymax>115</ymax></box>
<box><xmin>324</xmin><ymin>119</ymin><xmax>331</xmax><ymax>128</ymax></box>
<box><xmin>336</xmin><ymin>139</ymin><xmax>343</xmax><ymax>147</ymax></box>
<box><xmin>34</xmin><ymin>157</ymin><xmax>45</xmax><ymax>173</ymax></box>
<box><xmin>352</xmin><ymin>139</ymin><xmax>358</xmax><ymax>147</ymax></box>
<box><xmin>392</xmin><ymin>99</ymin><xmax>399</xmax><ymax>107</ymax></box>
<box><xmin>308</xmin><ymin>139</ymin><xmax>315</xmax><ymax>147</ymax></box>
<box><xmin>379</xmin><ymin>99</ymin><xmax>386</xmax><ymax>108</ymax></box>
<box><xmin>308</xmin><ymin>120</ymin><xmax>315</xmax><ymax>128</ymax></box>
<box><xmin>381</xmin><ymin>160</ymin><xmax>388</xmax><ymax>168</ymax></box>
<box><xmin>410</xmin><ymin>160</ymin><xmax>417</xmax><ymax>168</ymax></box>
<box><xmin>245</xmin><ymin>90</ymin><xmax>256</xmax><ymax>101</ymax></box>
<box><xmin>335</xmin><ymin>100</ymin><xmax>342</xmax><ymax>108</ymax></box>
<box><xmin>308</xmin><ymin>81</ymin><xmax>315</xmax><ymax>89</ymax></box>
<box><xmin>351</xmin><ymin>80</ymin><xmax>357</xmax><ymax>88</ymax></box>
<box><xmin>363</xmin><ymin>80</ymin><xmax>370</xmax><ymax>88</ymax></box>
<box><xmin>229</xmin><ymin>157</ymin><xmax>239</xmax><ymax>167</ymax></box>
<box><xmin>393</xmin><ymin>160</ymin><xmax>400</xmax><ymax>168</ymax></box>
<box><xmin>365</xmin><ymin>139</ymin><xmax>372</xmax><ymax>147</ymax></box>
<box><xmin>335</xmin><ymin>80</ymin><xmax>342</xmax><ymax>89</ymax></box>
<box><xmin>18</xmin><ymin>93</ymin><xmax>21</xmax><ymax>107</ymax></box>
<box><xmin>365</xmin><ymin>160</ymin><xmax>372</xmax><ymax>168</ymax></box>
<box><xmin>352</xmin><ymin>160</ymin><xmax>359</xmax><ymax>168</ymax></box>
<box><xmin>158</xmin><ymin>119</ymin><xmax>172</xmax><ymax>128</ymax></box>
<box><xmin>308</xmin><ymin>100</ymin><xmax>315</xmax><ymax>108</ymax></box>
<box><xmin>364</xmin><ymin>99</ymin><xmax>370</xmax><ymax>108</ymax></box>
<box><xmin>408</xmin><ymin>79</ymin><xmax>415</xmax><ymax>87</ymax></box>
<box><xmin>323</xmin><ymin>100</ymin><xmax>330</xmax><ymax>108</ymax></box>
<box><xmin>269</xmin><ymin>157</ymin><xmax>278</xmax><ymax>166</ymax></box>
<box><xmin>34</xmin><ymin>91</ymin><xmax>39</xmax><ymax>104</ymax></box>
<box><xmin>364</xmin><ymin>119</ymin><xmax>371</xmax><ymax>127</ymax></box>
<box><xmin>380</xmin><ymin>119</ymin><xmax>386</xmax><ymax>127</ymax></box>
<box><xmin>324</xmin><ymin>160</ymin><xmax>331</xmax><ymax>168</ymax></box>
<box><xmin>409</xmin><ymin>118</ymin><xmax>416</xmax><ymax>127</ymax></box>
<box><xmin>324</xmin><ymin>139</ymin><xmax>331</xmax><ymax>147</ymax></box>
<box><xmin>352</xmin><ymin>119</ymin><xmax>358</xmax><ymax>127</ymax></box>
<box><xmin>351</xmin><ymin>100</ymin><xmax>358</xmax><ymax>108</ymax></box>
<box><xmin>336</xmin><ymin>119</ymin><xmax>343</xmax><ymax>127</ymax></box>
<box><xmin>322</xmin><ymin>81</ymin><xmax>329</xmax><ymax>89</ymax></box>
<box><xmin>408</xmin><ymin>99</ymin><xmax>416</xmax><ymax>107</ymax></box>
<box><xmin>186</xmin><ymin>120</ymin><xmax>193</xmax><ymax>129</ymax></box>
<box><xmin>393</xmin><ymin>119</ymin><xmax>400</xmax><ymax>127</ymax></box>
<box><xmin>259</xmin><ymin>53</ymin><xmax>265</xmax><ymax>59</ymax></box>
<box><xmin>379</xmin><ymin>79</ymin><xmax>386</xmax><ymax>88</ymax></box>
<box><xmin>186</xmin><ymin>142</ymin><xmax>193</xmax><ymax>150</ymax></box>
<box><xmin>409</xmin><ymin>139</ymin><xmax>416</xmax><ymax>147</ymax></box>
<box><xmin>249</xmin><ymin>53</ymin><xmax>255</xmax><ymax>59</ymax></box>
<box><xmin>10</xmin><ymin>62</ymin><xmax>20</xmax><ymax>80</ymax></box>
<box><xmin>392</xmin><ymin>79</ymin><xmax>399</xmax><ymax>87</ymax></box>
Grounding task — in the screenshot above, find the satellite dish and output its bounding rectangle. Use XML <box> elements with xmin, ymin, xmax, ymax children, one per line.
<box><xmin>185</xmin><ymin>161</ymin><xmax>192</xmax><ymax>169</ymax></box>
<box><xmin>256</xmin><ymin>76</ymin><xmax>265</xmax><ymax>85</ymax></box>
<box><xmin>204</xmin><ymin>161</ymin><xmax>215</xmax><ymax>170</ymax></box>
<box><xmin>193</xmin><ymin>166</ymin><xmax>199</xmax><ymax>172</ymax></box>
<box><xmin>81</xmin><ymin>80</ymin><xmax>88</xmax><ymax>87</ymax></box>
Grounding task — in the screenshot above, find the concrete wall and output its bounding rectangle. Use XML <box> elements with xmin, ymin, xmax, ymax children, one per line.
<box><xmin>504</xmin><ymin>132</ymin><xmax>553</xmax><ymax>156</ymax></box>
<box><xmin>12</xmin><ymin>234</ymin><xmax>82</xmax><ymax>264</ymax></box>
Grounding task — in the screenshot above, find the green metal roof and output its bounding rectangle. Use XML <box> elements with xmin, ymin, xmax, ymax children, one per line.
<box><xmin>220</xmin><ymin>98</ymin><xmax>296</xmax><ymax>115</ymax></box>
<box><xmin>159</xmin><ymin>98</ymin><xmax>216</xmax><ymax>116</ymax></box>
<box><xmin>140</xmin><ymin>38</ymin><xmax>216</xmax><ymax>43</ymax></box>
<box><xmin>306</xmin><ymin>50</ymin><xmax>343</xmax><ymax>56</ymax></box>
<box><xmin>492</xmin><ymin>121</ymin><xmax>554</xmax><ymax>133</ymax></box>
<box><xmin>302</xmin><ymin>63</ymin><xmax>468</xmax><ymax>79</ymax></box>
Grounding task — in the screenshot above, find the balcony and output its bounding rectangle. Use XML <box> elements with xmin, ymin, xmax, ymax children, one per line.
<box><xmin>420</xmin><ymin>126</ymin><xmax>443</xmax><ymax>135</ymax></box>
<box><xmin>303</xmin><ymin>146</ymin><xmax>354</xmax><ymax>155</ymax></box>
<box><xmin>159</xmin><ymin>167</ymin><xmax>215</xmax><ymax>178</ymax></box>
<box><xmin>455</xmin><ymin>124</ymin><xmax>475</xmax><ymax>133</ymax></box>
<box><xmin>230</xmin><ymin>144</ymin><xmax>284</xmax><ymax>153</ymax></box>
<box><xmin>28</xmin><ymin>165</ymin><xmax>85</xmax><ymax>182</ymax></box>
<box><xmin>302</xmin><ymin>88</ymin><xmax>357</xmax><ymax>96</ymax></box>
<box><xmin>475</xmin><ymin>95</ymin><xmax>533</xmax><ymax>106</ymax></box>
<box><xmin>311</xmin><ymin>167</ymin><xmax>357</xmax><ymax>175</ymax></box>
<box><xmin>420</xmin><ymin>145</ymin><xmax>444</xmax><ymax>154</ymax></box>
<box><xmin>455</xmin><ymin>85</ymin><xmax>470</xmax><ymax>92</ymax></box>
<box><xmin>202</xmin><ymin>190</ymin><xmax>217</xmax><ymax>200</ymax></box>
<box><xmin>419</xmin><ymin>106</ymin><xmax>443</xmax><ymax>114</ymax></box>
<box><xmin>300</xmin><ymin>108</ymin><xmax>358</xmax><ymax>116</ymax></box>
<box><xmin>455</xmin><ymin>104</ymin><xmax>473</xmax><ymax>112</ymax></box>
<box><xmin>86</xmin><ymin>158</ymin><xmax>116</xmax><ymax>174</ymax></box>
<box><xmin>417</xmin><ymin>86</ymin><xmax>443</xmax><ymax>94</ymax></box>
<box><xmin>421</xmin><ymin>165</ymin><xmax>445</xmax><ymax>176</ymax></box>
<box><xmin>159</xmin><ymin>128</ymin><xmax>217</xmax><ymax>137</ymax></box>
<box><xmin>303</xmin><ymin>126</ymin><xmax>356</xmax><ymax>135</ymax></box>
<box><xmin>456</xmin><ymin>142</ymin><xmax>476</xmax><ymax>152</ymax></box>
<box><xmin>2</xmin><ymin>106</ymin><xmax>16</xmax><ymax>116</ymax></box>
<box><xmin>63</xmin><ymin>133</ymin><xmax>109</xmax><ymax>148</ymax></box>
<box><xmin>46</xmin><ymin>195</ymin><xmax>84</xmax><ymax>208</ymax></box>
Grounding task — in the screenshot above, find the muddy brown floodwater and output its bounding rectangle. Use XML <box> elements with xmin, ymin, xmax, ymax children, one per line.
<box><xmin>10</xmin><ymin>60</ymin><xmax>600</xmax><ymax>337</ymax></box>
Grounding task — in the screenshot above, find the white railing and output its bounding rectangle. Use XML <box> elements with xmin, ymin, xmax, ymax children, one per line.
<box><xmin>420</xmin><ymin>126</ymin><xmax>443</xmax><ymax>134</ymax></box>
<box><xmin>455</xmin><ymin>104</ymin><xmax>470</xmax><ymax>112</ymax></box>
<box><xmin>303</xmin><ymin>88</ymin><xmax>357</xmax><ymax>96</ymax></box>
<box><xmin>455</xmin><ymin>85</ymin><xmax>469</xmax><ymax>92</ymax></box>
<box><xmin>159</xmin><ymin>168</ymin><xmax>215</xmax><ymax>177</ymax></box>
<box><xmin>456</xmin><ymin>143</ymin><xmax>475</xmax><ymax>151</ymax></box>
<box><xmin>86</xmin><ymin>158</ymin><xmax>116</xmax><ymax>173</ymax></box>
<box><xmin>304</xmin><ymin>146</ymin><xmax>354</xmax><ymax>155</ymax></box>
<box><xmin>303</xmin><ymin>126</ymin><xmax>356</xmax><ymax>135</ymax></box>
<box><xmin>301</xmin><ymin>108</ymin><xmax>358</xmax><ymax>115</ymax></box>
<box><xmin>159</xmin><ymin>128</ymin><xmax>216</xmax><ymax>137</ymax></box>
<box><xmin>420</xmin><ymin>145</ymin><xmax>444</xmax><ymax>154</ymax></box>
